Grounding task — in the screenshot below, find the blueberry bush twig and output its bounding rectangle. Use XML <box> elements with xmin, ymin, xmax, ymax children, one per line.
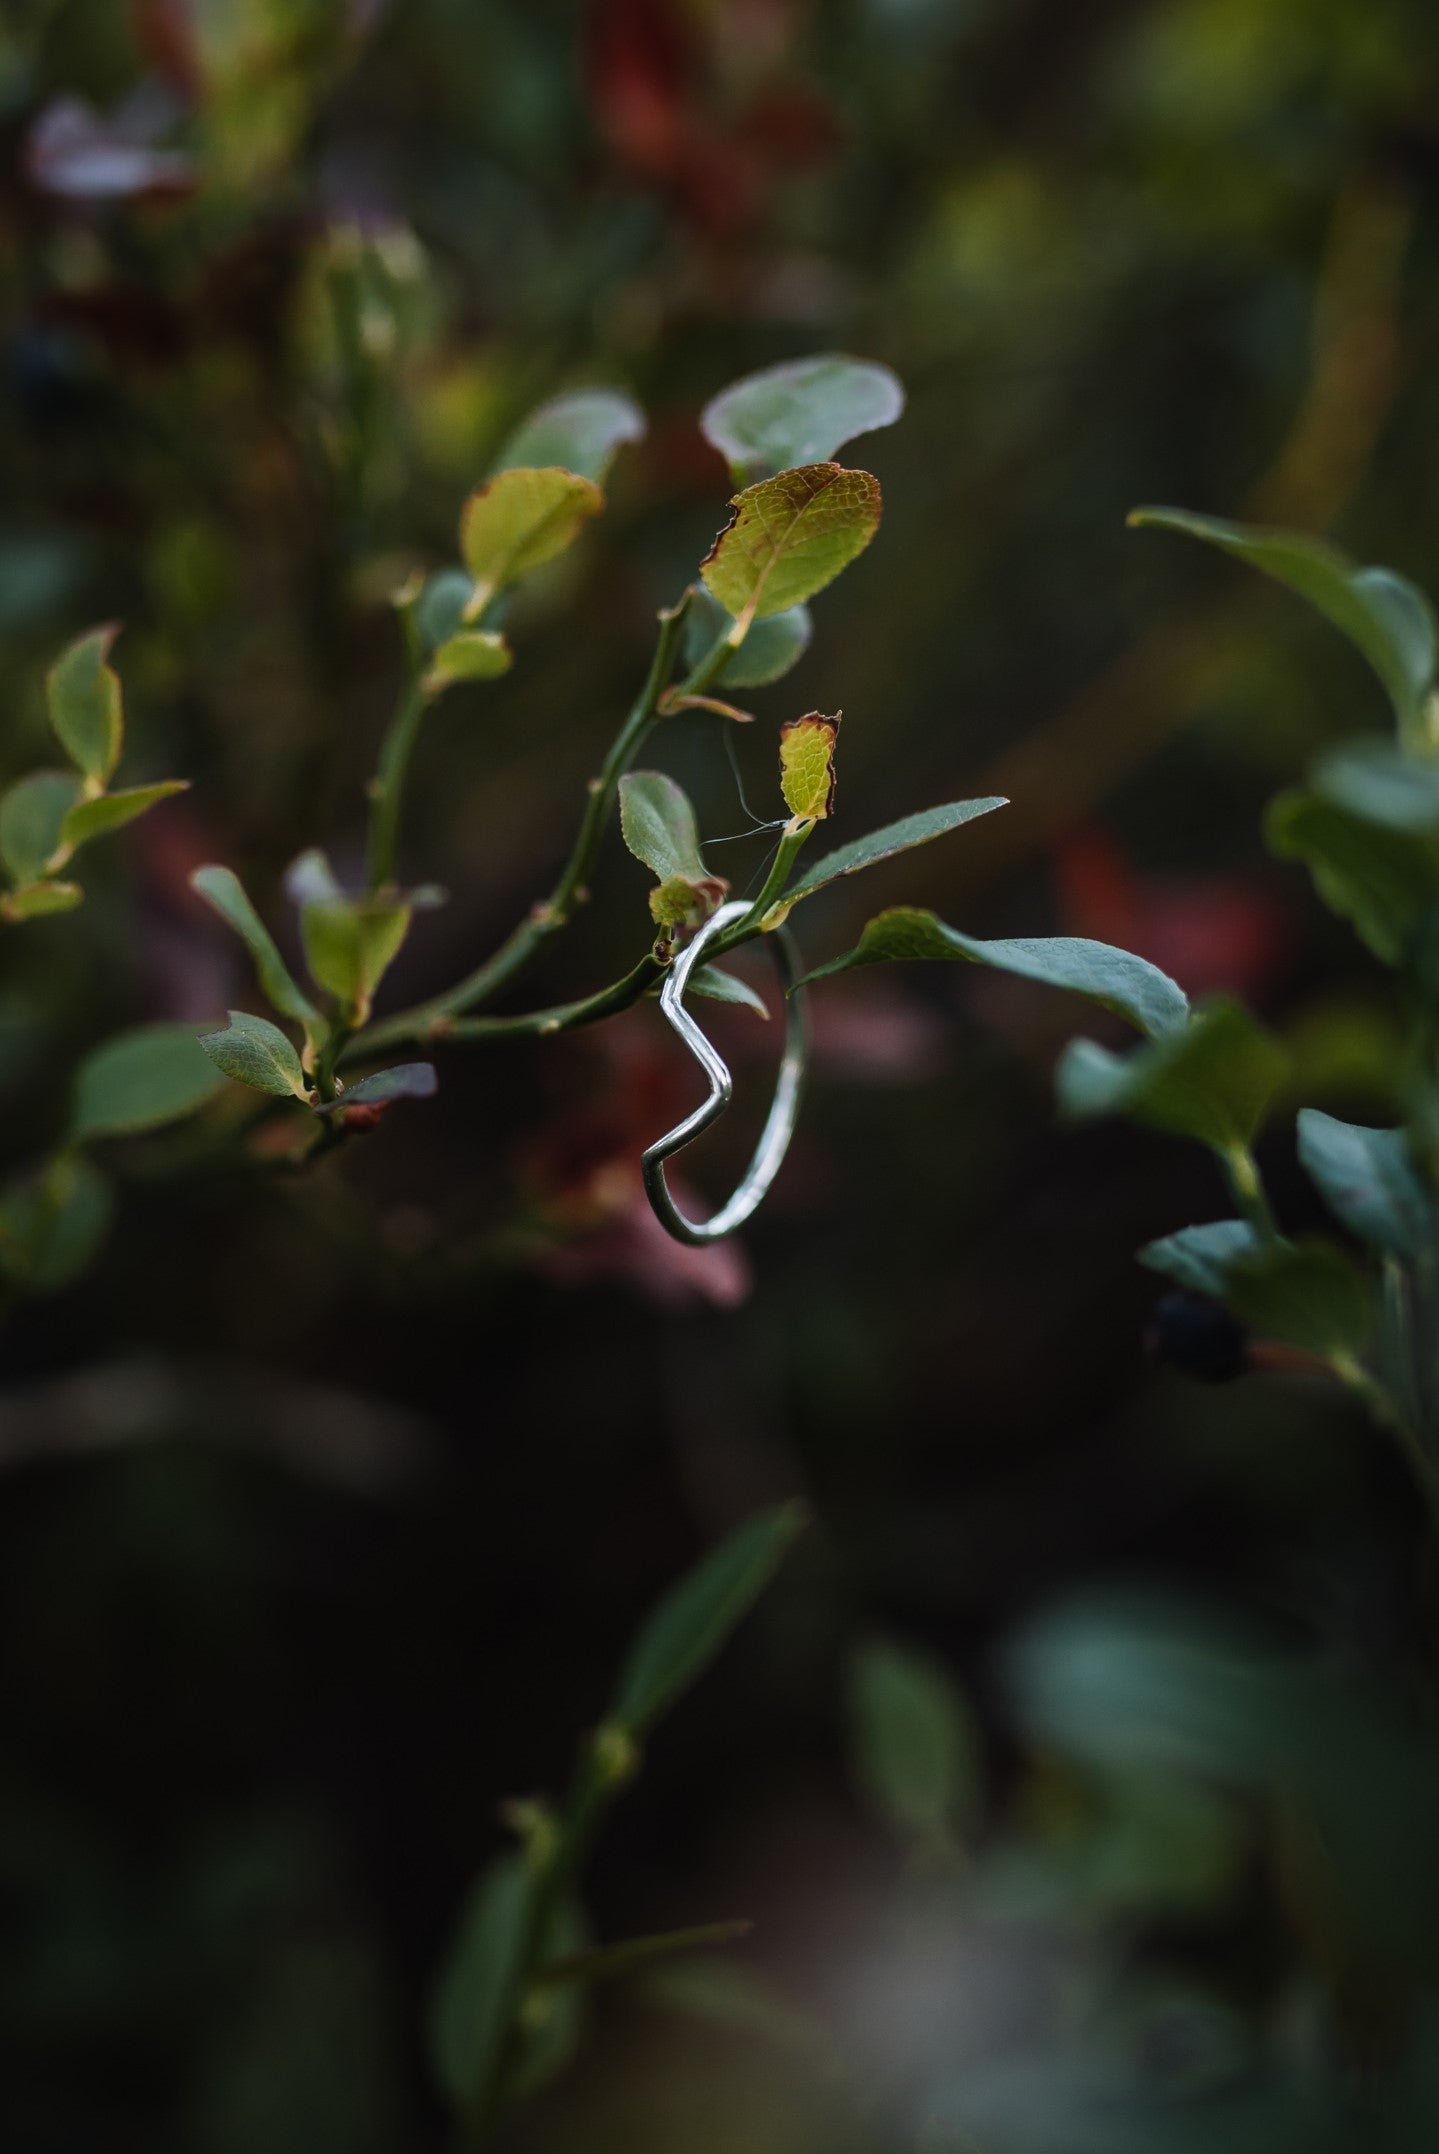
<box><xmin>430</xmin><ymin>1503</ymin><xmax>806</xmax><ymax>2151</ymax></box>
<box><xmin>803</xmin><ymin>505</ymin><xmax>1439</xmax><ymax>1516</ymax></box>
<box><xmin>0</xmin><ymin>356</ymin><xmax>1012</xmax><ymax>1296</ymax></box>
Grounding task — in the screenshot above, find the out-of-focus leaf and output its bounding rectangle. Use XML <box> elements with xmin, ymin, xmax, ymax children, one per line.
<box><xmin>611</xmin><ymin>1503</ymin><xmax>805</xmax><ymax>1737</ymax></box>
<box><xmin>1137</xmin><ymin>1218</ymin><xmax>1262</xmax><ymax>1300</ymax></box>
<box><xmin>0</xmin><ymin>1154</ymin><xmax>113</xmax><ymax>1290</ymax></box>
<box><xmin>688</xmin><ymin>965</ymin><xmax>768</xmax><ymax>1017</ymax></box>
<box><xmin>317</xmin><ymin>1063</ymin><xmax>437</xmax><ymax>1112</ymax></box>
<box><xmin>190</xmin><ymin>865</ymin><xmax>321</xmax><ymax>1031</ymax></box>
<box><xmin>1297</xmin><ymin>1109</ymin><xmax>1433</xmax><ymax>1258</ymax></box>
<box><xmin>1</xmin><ymin>880</ymin><xmax>82</xmax><ymax>922</ymax></box>
<box><xmin>619</xmin><ymin>771</ymin><xmax>708</xmax><ymax>884</ymax></box>
<box><xmin>414</xmin><ymin>568</ymin><xmax>476</xmax><ymax>654</ymax></box>
<box><xmin>1141</xmin><ymin>1220</ymin><xmax>1371</xmax><ymax>1357</ymax></box>
<box><xmin>849</xmin><ymin>1637</ymin><xmax>979</xmax><ymax>1847</ymax></box>
<box><xmin>701</xmin><ymin>464</ymin><xmax>881</xmax><ymax>623</ymax></box>
<box><xmin>1266</xmin><ymin>787</ymin><xmax>1439</xmax><ymax>967</ymax></box>
<box><xmin>782</xmin><ymin>798</ymin><xmax>1007</xmax><ymax>908</ymax></box>
<box><xmin>198</xmin><ymin>1011</ymin><xmax>309</xmax><ymax>1100</ymax></box>
<box><xmin>1132</xmin><ymin>507</ymin><xmax>1439</xmax><ymax>741</ymax></box>
<box><xmin>1312</xmin><ymin>737</ymin><xmax>1439</xmax><ymax>835</ymax></box>
<box><xmin>804</xmin><ymin>908</ymin><xmax>1188</xmax><ymax>1037</ymax></box>
<box><xmin>1056</xmin><ymin>1002</ymin><xmax>1287</xmax><ymax>1152</ymax></box>
<box><xmin>684</xmin><ymin>590</ymin><xmax>812</xmax><ymax>688</ymax></box>
<box><xmin>25</xmin><ymin>96</ymin><xmax>194</xmax><ymax>201</ymax></box>
<box><xmin>70</xmin><ymin>1022</ymin><xmax>227</xmax><ymax>1143</ymax></box>
<box><xmin>430</xmin><ymin>1853</ymin><xmax>537</xmax><ymax>2115</ymax></box>
<box><xmin>701</xmin><ymin>355</ymin><xmax>904</xmax><ymax>482</ymax></box>
<box><xmin>423</xmin><ymin>631</ymin><xmax>512</xmax><ymax>696</ymax></box>
<box><xmin>460</xmin><ymin>467</ymin><xmax>603</xmax><ymax>611</ymax></box>
<box><xmin>1006</xmin><ymin>1593</ymin><xmax>1313</xmax><ymax>1790</ymax></box>
<box><xmin>284</xmin><ymin>847</ymin><xmax>345</xmax><ymax>908</ymax></box>
<box><xmin>779</xmin><ymin>711</ymin><xmax>839</xmax><ymax>820</ymax></box>
<box><xmin>301</xmin><ymin>899</ymin><xmax>411</xmax><ymax>1023</ymax></box>
<box><xmin>0</xmin><ymin>770</ymin><xmax>82</xmax><ymax>885</ymax></box>
<box><xmin>495</xmin><ymin>389</ymin><xmax>645</xmax><ymax>484</ymax></box>
<box><xmin>59</xmin><ymin>780</ymin><xmax>188</xmax><ymax>856</ymax></box>
<box><xmin>46</xmin><ymin>623</ymin><xmax>123</xmax><ymax>784</ymax></box>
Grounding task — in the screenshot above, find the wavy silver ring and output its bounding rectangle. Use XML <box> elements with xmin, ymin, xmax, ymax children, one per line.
<box><xmin>642</xmin><ymin>897</ymin><xmax>807</xmax><ymax>1246</ymax></box>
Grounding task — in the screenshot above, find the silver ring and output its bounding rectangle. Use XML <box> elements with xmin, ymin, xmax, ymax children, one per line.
<box><xmin>642</xmin><ymin>898</ymin><xmax>807</xmax><ymax>1245</ymax></box>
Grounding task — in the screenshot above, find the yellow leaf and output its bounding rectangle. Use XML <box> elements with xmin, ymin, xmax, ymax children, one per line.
<box><xmin>701</xmin><ymin>464</ymin><xmax>880</xmax><ymax>625</ymax></box>
<box><xmin>779</xmin><ymin>712</ymin><xmax>840</xmax><ymax>821</ymax></box>
<box><xmin>459</xmin><ymin>466</ymin><xmax>604</xmax><ymax>611</ymax></box>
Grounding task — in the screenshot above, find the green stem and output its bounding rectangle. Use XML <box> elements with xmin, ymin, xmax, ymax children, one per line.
<box><xmin>463</xmin><ymin>1722</ymin><xmax>637</xmax><ymax>2153</ymax></box>
<box><xmin>1332</xmin><ymin>1349</ymin><xmax>1439</xmax><ymax>1519</ymax></box>
<box><xmin>365</xmin><ymin>677</ymin><xmax>429</xmax><ymax>893</ymax></box>
<box><xmin>442</xmin><ymin>957</ymin><xmax>664</xmax><ymax>1041</ymax></box>
<box><xmin>313</xmin><ymin>1016</ymin><xmax>350</xmax><ymax>1104</ymax></box>
<box><xmin>731</xmin><ymin>817</ymin><xmax>815</xmax><ymax>932</ymax></box>
<box><xmin>357</xmin><ymin>822</ymin><xmax>818</xmax><ymax>1057</ymax></box>
<box><xmin>357</xmin><ymin>593</ymin><xmax>731</xmax><ymax>1052</ymax></box>
<box><xmin>1220</xmin><ymin>1142</ymin><xmax>1278</xmax><ymax>1241</ymax></box>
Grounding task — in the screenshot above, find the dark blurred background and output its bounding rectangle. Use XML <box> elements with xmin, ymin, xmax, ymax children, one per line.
<box><xmin>6</xmin><ymin>2</ymin><xmax>1439</xmax><ymax>2149</ymax></box>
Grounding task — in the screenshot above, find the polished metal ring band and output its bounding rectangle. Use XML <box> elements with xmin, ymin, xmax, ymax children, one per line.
<box><xmin>642</xmin><ymin>898</ymin><xmax>807</xmax><ymax>1246</ymax></box>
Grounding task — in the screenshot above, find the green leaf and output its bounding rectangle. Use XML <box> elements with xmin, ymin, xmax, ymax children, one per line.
<box><xmin>430</xmin><ymin>1853</ymin><xmax>538</xmax><ymax>2114</ymax></box>
<box><xmin>460</xmin><ymin>466</ymin><xmax>604</xmax><ymax>611</ymax></box>
<box><xmin>1056</xmin><ymin>1001</ymin><xmax>1288</xmax><ymax>1152</ymax></box>
<box><xmin>495</xmin><ymin>388</ymin><xmax>645</xmax><ymax>485</ymax></box>
<box><xmin>1138</xmin><ymin>1218</ymin><xmax>1263</xmax><ymax>1299</ymax></box>
<box><xmin>198</xmin><ymin>1011</ymin><xmax>309</xmax><ymax>1100</ymax></box>
<box><xmin>190</xmin><ymin>865</ymin><xmax>322</xmax><ymax>1032</ymax></box>
<box><xmin>780</xmin><ymin>797</ymin><xmax>1008</xmax><ymax>908</ymax></box>
<box><xmin>683</xmin><ymin>590</ymin><xmax>812</xmax><ymax>689</ymax></box>
<box><xmin>701</xmin><ymin>464</ymin><xmax>882</xmax><ymax>624</ymax></box>
<box><xmin>317</xmin><ymin>1062</ymin><xmax>437</xmax><ymax>1112</ymax></box>
<box><xmin>0</xmin><ymin>770</ymin><xmax>82</xmax><ymax>885</ymax></box>
<box><xmin>802</xmin><ymin>908</ymin><xmax>1189</xmax><ymax>1038</ymax></box>
<box><xmin>1131</xmin><ymin>507</ymin><xmax>1439</xmax><ymax>742</ymax></box>
<box><xmin>301</xmin><ymin>898</ymin><xmax>411</xmax><ymax>1023</ymax></box>
<box><xmin>1297</xmin><ymin>1109</ymin><xmax>1434</xmax><ymax>1259</ymax></box>
<box><xmin>1</xmin><ymin>880</ymin><xmax>82</xmax><ymax>922</ymax></box>
<box><xmin>284</xmin><ymin>847</ymin><xmax>345</xmax><ymax>907</ymax></box>
<box><xmin>70</xmin><ymin>1022</ymin><xmax>227</xmax><ymax>1143</ymax></box>
<box><xmin>687</xmin><ymin>964</ymin><xmax>769</xmax><ymax>1018</ymax></box>
<box><xmin>1265</xmin><ymin>786</ymin><xmax>1439</xmax><ymax>967</ymax></box>
<box><xmin>423</xmin><ymin>631</ymin><xmax>512</xmax><ymax>696</ymax></box>
<box><xmin>0</xmin><ymin>1154</ymin><xmax>114</xmax><ymax>1291</ymax></box>
<box><xmin>1141</xmin><ymin>1221</ymin><xmax>1372</xmax><ymax>1358</ymax></box>
<box><xmin>779</xmin><ymin>711</ymin><xmax>839</xmax><ymax>821</ymax></box>
<box><xmin>648</xmin><ymin>874</ymin><xmax>725</xmax><ymax>930</ymax></box>
<box><xmin>849</xmin><ymin>1638</ymin><xmax>979</xmax><ymax>1848</ymax></box>
<box><xmin>611</xmin><ymin>1503</ymin><xmax>805</xmax><ymax>1737</ymax></box>
<box><xmin>701</xmin><ymin>355</ymin><xmax>904</xmax><ymax>483</ymax></box>
<box><xmin>1311</xmin><ymin>736</ymin><xmax>1439</xmax><ymax>836</ymax></box>
<box><xmin>414</xmin><ymin>568</ymin><xmax>477</xmax><ymax>654</ymax></box>
<box><xmin>46</xmin><ymin>623</ymin><xmax>123</xmax><ymax>785</ymax></box>
<box><xmin>59</xmin><ymin>780</ymin><xmax>188</xmax><ymax>858</ymax></box>
<box><xmin>619</xmin><ymin>771</ymin><xmax>708</xmax><ymax>884</ymax></box>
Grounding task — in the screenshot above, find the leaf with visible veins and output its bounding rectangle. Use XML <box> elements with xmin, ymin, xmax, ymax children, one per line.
<box><xmin>702</xmin><ymin>464</ymin><xmax>880</xmax><ymax>625</ymax></box>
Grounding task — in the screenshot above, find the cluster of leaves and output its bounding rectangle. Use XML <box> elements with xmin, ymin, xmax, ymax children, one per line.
<box><xmin>806</xmin><ymin>506</ymin><xmax>1439</xmax><ymax>1474</ymax></box>
<box><xmin>0</xmin><ymin>629</ymin><xmax>186</xmax><ymax>922</ymax></box>
<box><xmin>0</xmin><ymin>352</ymin><xmax>1019</xmax><ymax>1297</ymax></box>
